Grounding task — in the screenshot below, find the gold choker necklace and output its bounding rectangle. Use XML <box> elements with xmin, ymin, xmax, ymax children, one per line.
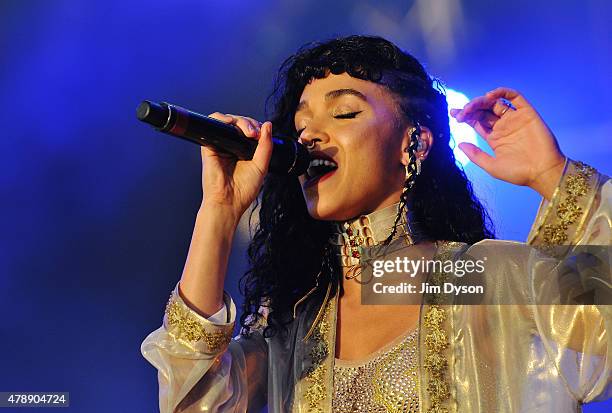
<box><xmin>329</xmin><ymin>202</ymin><xmax>414</xmax><ymax>268</ymax></box>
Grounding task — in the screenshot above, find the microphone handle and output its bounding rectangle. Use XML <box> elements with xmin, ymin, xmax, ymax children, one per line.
<box><xmin>136</xmin><ymin>100</ymin><xmax>309</xmax><ymax>176</ymax></box>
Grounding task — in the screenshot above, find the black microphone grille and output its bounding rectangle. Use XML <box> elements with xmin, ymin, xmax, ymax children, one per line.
<box><xmin>136</xmin><ymin>100</ymin><xmax>169</xmax><ymax>128</ymax></box>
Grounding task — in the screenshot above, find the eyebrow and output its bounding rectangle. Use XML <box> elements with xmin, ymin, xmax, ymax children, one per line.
<box><xmin>295</xmin><ymin>88</ymin><xmax>368</xmax><ymax>114</ymax></box>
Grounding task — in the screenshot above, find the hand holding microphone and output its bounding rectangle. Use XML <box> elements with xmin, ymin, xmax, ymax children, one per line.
<box><xmin>137</xmin><ymin>101</ymin><xmax>309</xmax><ymax>175</ymax></box>
<box><xmin>201</xmin><ymin>113</ymin><xmax>274</xmax><ymax>222</ymax></box>
<box><xmin>137</xmin><ymin>100</ymin><xmax>311</xmax><ymax>221</ymax></box>
<box><xmin>136</xmin><ymin>101</ymin><xmax>312</xmax><ymax>316</ymax></box>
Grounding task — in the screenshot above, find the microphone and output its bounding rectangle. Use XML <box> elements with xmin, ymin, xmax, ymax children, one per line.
<box><xmin>136</xmin><ymin>100</ymin><xmax>310</xmax><ymax>176</ymax></box>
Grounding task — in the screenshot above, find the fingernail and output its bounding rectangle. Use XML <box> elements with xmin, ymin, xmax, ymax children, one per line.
<box><xmin>458</xmin><ymin>142</ymin><xmax>471</xmax><ymax>153</ymax></box>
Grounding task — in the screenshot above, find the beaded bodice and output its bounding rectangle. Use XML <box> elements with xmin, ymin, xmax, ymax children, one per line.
<box><xmin>332</xmin><ymin>327</ymin><xmax>419</xmax><ymax>412</ymax></box>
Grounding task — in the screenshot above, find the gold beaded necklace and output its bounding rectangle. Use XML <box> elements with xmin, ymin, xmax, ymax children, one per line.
<box><xmin>329</xmin><ymin>202</ymin><xmax>414</xmax><ymax>278</ymax></box>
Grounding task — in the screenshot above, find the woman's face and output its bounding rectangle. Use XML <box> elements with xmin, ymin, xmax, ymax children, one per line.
<box><xmin>295</xmin><ymin>72</ymin><xmax>409</xmax><ymax>221</ymax></box>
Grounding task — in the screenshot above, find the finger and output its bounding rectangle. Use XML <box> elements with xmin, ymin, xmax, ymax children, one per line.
<box><xmin>252</xmin><ymin>121</ymin><xmax>273</xmax><ymax>176</ymax></box>
<box><xmin>454</xmin><ymin>96</ymin><xmax>496</xmax><ymax>122</ymax></box>
<box><xmin>485</xmin><ymin>87</ymin><xmax>529</xmax><ymax>108</ymax></box>
<box><xmin>208</xmin><ymin>113</ymin><xmax>262</xmax><ymax>137</ymax></box>
<box><xmin>223</xmin><ymin>114</ymin><xmax>259</xmax><ymax>138</ymax></box>
<box><xmin>468</xmin><ymin>119</ymin><xmax>492</xmax><ymax>139</ymax></box>
<box><xmin>485</xmin><ymin>87</ymin><xmax>520</xmax><ymax>100</ymax></box>
<box><xmin>462</xmin><ymin>110</ymin><xmax>499</xmax><ymax>138</ymax></box>
<box><xmin>201</xmin><ymin>144</ymin><xmax>234</xmax><ymax>161</ymax></box>
<box><xmin>490</xmin><ymin>98</ymin><xmax>517</xmax><ymax>117</ymax></box>
<box><xmin>458</xmin><ymin>142</ymin><xmax>496</xmax><ymax>174</ymax></box>
<box><xmin>208</xmin><ymin>112</ymin><xmax>234</xmax><ymax>122</ymax></box>
<box><xmin>242</xmin><ymin>116</ymin><xmax>262</xmax><ymax>134</ymax></box>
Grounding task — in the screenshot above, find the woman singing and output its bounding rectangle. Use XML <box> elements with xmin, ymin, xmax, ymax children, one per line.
<box><xmin>141</xmin><ymin>35</ymin><xmax>611</xmax><ymax>412</ymax></box>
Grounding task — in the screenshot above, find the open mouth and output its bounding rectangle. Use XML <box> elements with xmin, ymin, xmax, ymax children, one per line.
<box><xmin>303</xmin><ymin>157</ymin><xmax>338</xmax><ymax>187</ymax></box>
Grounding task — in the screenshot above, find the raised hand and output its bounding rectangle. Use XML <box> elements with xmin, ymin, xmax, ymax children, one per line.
<box><xmin>179</xmin><ymin>113</ymin><xmax>273</xmax><ymax>316</ymax></box>
<box><xmin>450</xmin><ymin>87</ymin><xmax>566</xmax><ymax>200</ymax></box>
<box><xmin>201</xmin><ymin>113</ymin><xmax>273</xmax><ymax>223</ymax></box>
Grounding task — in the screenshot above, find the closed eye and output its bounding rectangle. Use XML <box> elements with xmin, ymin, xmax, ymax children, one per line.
<box><xmin>334</xmin><ymin>111</ymin><xmax>362</xmax><ymax>119</ymax></box>
<box><xmin>295</xmin><ymin>111</ymin><xmax>362</xmax><ymax>137</ymax></box>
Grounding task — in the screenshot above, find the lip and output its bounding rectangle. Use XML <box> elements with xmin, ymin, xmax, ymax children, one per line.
<box><xmin>309</xmin><ymin>150</ymin><xmax>336</xmax><ymax>163</ymax></box>
<box><xmin>303</xmin><ymin>169</ymin><xmax>337</xmax><ymax>189</ymax></box>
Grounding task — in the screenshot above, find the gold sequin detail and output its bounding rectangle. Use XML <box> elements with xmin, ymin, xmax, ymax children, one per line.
<box><xmin>304</xmin><ymin>298</ymin><xmax>333</xmax><ymax>413</ymax></box>
<box><xmin>564</xmin><ymin>174</ymin><xmax>588</xmax><ymax>197</ymax></box>
<box><xmin>542</xmin><ymin>224</ymin><xmax>568</xmax><ymax>245</ymax></box>
<box><xmin>542</xmin><ymin>161</ymin><xmax>596</xmax><ymax>246</ymax></box>
<box><xmin>423</xmin><ymin>303</ymin><xmax>450</xmax><ymax>413</ymax></box>
<box><xmin>164</xmin><ymin>295</ymin><xmax>232</xmax><ymax>352</ymax></box>
<box><xmin>423</xmin><ymin>306</ymin><xmax>446</xmax><ymax>327</ymax></box>
<box><xmin>421</xmin><ymin>241</ymin><xmax>458</xmax><ymax>413</ymax></box>
<box><xmin>423</xmin><ymin>352</ymin><xmax>447</xmax><ymax>375</ymax></box>
<box><xmin>332</xmin><ymin>329</ymin><xmax>419</xmax><ymax>413</ymax></box>
<box><xmin>556</xmin><ymin>200</ymin><xmax>582</xmax><ymax>225</ymax></box>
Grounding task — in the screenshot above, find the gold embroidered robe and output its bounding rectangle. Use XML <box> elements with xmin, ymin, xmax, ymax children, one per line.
<box><xmin>141</xmin><ymin>159</ymin><xmax>611</xmax><ymax>412</ymax></box>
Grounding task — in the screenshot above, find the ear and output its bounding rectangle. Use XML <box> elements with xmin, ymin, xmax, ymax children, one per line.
<box><xmin>400</xmin><ymin>125</ymin><xmax>434</xmax><ymax>166</ymax></box>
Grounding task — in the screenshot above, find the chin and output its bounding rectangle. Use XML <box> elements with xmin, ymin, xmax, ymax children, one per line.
<box><xmin>303</xmin><ymin>194</ymin><xmax>363</xmax><ymax>222</ymax></box>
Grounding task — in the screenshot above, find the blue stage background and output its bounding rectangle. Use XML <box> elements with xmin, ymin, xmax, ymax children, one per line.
<box><xmin>0</xmin><ymin>0</ymin><xmax>610</xmax><ymax>411</ymax></box>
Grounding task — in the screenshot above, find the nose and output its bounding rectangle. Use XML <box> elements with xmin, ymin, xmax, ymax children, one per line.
<box><xmin>298</xmin><ymin>127</ymin><xmax>328</xmax><ymax>150</ymax></box>
<box><xmin>298</xmin><ymin>135</ymin><xmax>319</xmax><ymax>150</ymax></box>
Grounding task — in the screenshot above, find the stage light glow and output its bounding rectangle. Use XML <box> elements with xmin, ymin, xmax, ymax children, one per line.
<box><xmin>445</xmin><ymin>88</ymin><xmax>479</xmax><ymax>167</ymax></box>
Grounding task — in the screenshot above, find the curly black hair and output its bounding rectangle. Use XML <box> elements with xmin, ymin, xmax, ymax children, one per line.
<box><xmin>238</xmin><ymin>35</ymin><xmax>495</xmax><ymax>338</ymax></box>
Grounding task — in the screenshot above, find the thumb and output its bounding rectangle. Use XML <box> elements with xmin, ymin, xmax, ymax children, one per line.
<box><xmin>458</xmin><ymin>142</ymin><xmax>495</xmax><ymax>173</ymax></box>
<box><xmin>252</xmin><ymin>121</ymin><xmax>274</xmax><ymax>176</ymax></box>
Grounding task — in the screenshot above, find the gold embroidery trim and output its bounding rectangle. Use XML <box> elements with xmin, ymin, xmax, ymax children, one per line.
<box><xmin>304</xmin><ymin>297</ymin><xmax>333</xmax><ymax>413</ymax></box>
<box><xmin>541</xmin><ymin>161</ymin><xmax>596</xmax><ymax>246</ymax></box>
<box><xmin>422</xmin><ymin>241</ymin><xmax>459</xmax><ymax>413</ymax></box>
<box><xmin>164</xmin><ymin>293</ymin><xmax>233</xmax><ymax>353</ymax></box>
<box><xmin>423</xmin><ymin>304</ymin><xmax>450</xmax><ymax>413</ymax></box>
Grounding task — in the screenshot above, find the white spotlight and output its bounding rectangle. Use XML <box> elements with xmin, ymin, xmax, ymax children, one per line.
<box><xmin>445</xmin><ymin>88</ymin><xmax>478</xmax><ymax>167</ymax></box>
